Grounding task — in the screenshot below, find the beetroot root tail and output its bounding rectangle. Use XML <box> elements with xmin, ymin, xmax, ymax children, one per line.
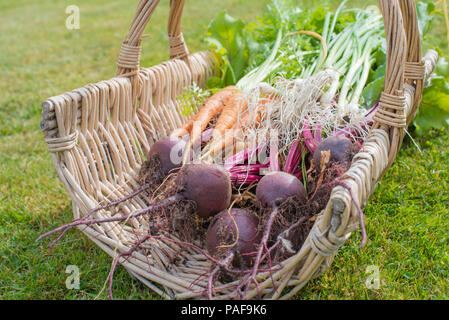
<box><xmin>36</xmin><ymin>195</ymin><xmax>182</xmax><ymax>244</ymax></box>
<box><xmin>84</xmin><ymin>181</ymin><xmax>155</xmax><ymax>220</ymax></box>
<box><xmin>243</xmin><ymin>207</ymin><xmax>279</xmax><ymax>297</ymax></box>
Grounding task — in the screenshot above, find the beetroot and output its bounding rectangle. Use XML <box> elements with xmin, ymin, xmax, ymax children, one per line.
<box><xmin>205</xmin><ymin>208</ymin><xmax>262</xmax><ymax>299</ymax></box>
<box><xmin>240</xmin><ymin>171</ymin><xmax>307</xmax><ymax>295</ymax></box>
<box><xmin>138</xmin><ymin>136</ymin><xmax>190</xmax><ymax>188</ymax></box>
<box><xmin>178</xmin><ymin>164</ymin><xmax>232</xmax><ymax>218</ymax></box>
<box><xmin>313</xmin><ymin>135</ymin><xmax>360</xmax><ymax>171</ymax></box>
<box><xmin>256</xmin><ymin>171</ymin><xmax>307</xmax><ymax>208</ymax></box>
<box><xmin>147</xmin><ymin>136</ymin><xmax>188</xmax><ymax>176</ymax></box>
<box><xmin>309</xmin><ymin>135</ymin><xmax>361</xmax><ymax>215</ymax></box>
<box><xmin>206</xmin><ymin>208</ymin><xmax>261</xmax><ymax>268</ymax></box>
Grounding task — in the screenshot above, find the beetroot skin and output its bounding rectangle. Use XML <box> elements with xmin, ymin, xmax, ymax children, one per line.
<box><xmin>147</xmin><ymin>137</ymin><xmax>188</xmax><ymax>176</ymax></box>
<box><xmin>313</xmin><ymin>135</ymin><xmax>360</xmax><ymax>171</ymax></box>
<box><xmin>256</xmin><ymin>172</ymin><xmax>307</xmax><ymax>209</ymax></box>
<box><xmin>206</xmin><ymin>208</ymin><xmax>261</xmax><ymax>267</ymax></box>
<box><xmin>178</xmin><ymin>163</ymin><xmax>232</xmax><ymax>218</ymax></box>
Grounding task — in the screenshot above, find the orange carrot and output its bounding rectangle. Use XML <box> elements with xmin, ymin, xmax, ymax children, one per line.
<box><xmin>209</xmin><ymin>91</ymin><xmax>248</xmax><ymax>143</ymax></box>
<box><xmin>207</xmin><ymin>94</ymin><xmax>277</xmax><ymax>157</ymax></box>
<box><xmin>208</xmin><ymin>111</ymin><xmax>252</xmax><ymax>156</ymax></box>
<box><xmin>171</xmin><ymin>86</ymin><xmax>238</xmax><ymax>139</ymax></box>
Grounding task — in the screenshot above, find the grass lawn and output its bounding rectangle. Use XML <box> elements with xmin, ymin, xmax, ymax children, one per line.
<box><xmin>0</xmin><ymin>0</ymin><xmax>448</xmax><ymax>300</ymax></box>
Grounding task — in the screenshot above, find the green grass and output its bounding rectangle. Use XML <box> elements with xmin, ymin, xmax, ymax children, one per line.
<box><xmin>0</xmin><ymin>0</ymin><xmax>448</xmax><ymax>300</ymax></box>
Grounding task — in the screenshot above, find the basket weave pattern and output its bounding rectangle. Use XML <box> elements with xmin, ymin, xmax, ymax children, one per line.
<box><xmin>40</xmin><ymin>0</ymin><xmax>438</xmax><ymax>299</ymax></box>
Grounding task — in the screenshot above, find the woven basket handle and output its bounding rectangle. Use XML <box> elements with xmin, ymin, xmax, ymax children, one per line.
<box><xmin>324</xmin><ymin>0</ymin><xmax>431</xmax><ymax>232</ymax></box>
<box><xmin>312</xmin><ymin>0</ymin><xmax>437</xmax><ymax>277</ymax></box>
<box><xmin>322</xmin><ymin>0</ymin><xmax>438</xmax><ymax>244</ymax></box>
<box><xmin>373</xmin><ymin>0</ymin><xmax>426</xmax><ymax>164</ymax></box>
<box><xmin>116</xmin><ymin>0</ymin><xmax>188</xmax><ymax>78</ymax></box>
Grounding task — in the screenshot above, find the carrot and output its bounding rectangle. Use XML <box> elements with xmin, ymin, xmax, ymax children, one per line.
<box><xmin>210</xmin><ymin>91</ymin><xmax>248</xmax><ymax>144</ymax></box>
<box><xmin>208</xmin><ymin>111</ymin><xmax>252</xmax><ymax>156</ymax></box>
<box><xmin>206</xmin><ymin>94</ymin><xmax>277</xmax><ymax>157</ymax></box>
<box><xmin>171</xmin><ymin>86</ymin><xmax>238</xmax><ymax>139</ymax></box>
<box><xmin>176</xmin><ymin>86</ymin><xmax>239</xmax><ymax>164</ymax></box>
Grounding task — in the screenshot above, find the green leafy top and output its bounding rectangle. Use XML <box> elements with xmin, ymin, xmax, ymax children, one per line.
<box><xmin>205</xmin><ymin>11</ymin><xmax>249</xmax><ymax>88</ymax></box>
<box><xmin>203</xmin><ymin>0</ymin><xmax>449</xmax><ymax>135</ymax></box>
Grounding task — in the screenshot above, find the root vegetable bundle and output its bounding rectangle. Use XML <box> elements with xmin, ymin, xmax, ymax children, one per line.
<box><xmin>37</xmin><ymin>0</ymin><xmax>437</xmax><ymax>300</ymax></box>
<box><xmin>37</xmin><ymin>119</ymin><xmax>362</xmax><ymax>299</ymax></box>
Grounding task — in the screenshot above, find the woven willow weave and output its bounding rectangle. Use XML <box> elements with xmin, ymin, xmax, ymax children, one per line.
<box><xmin>40</xmin><ymin>0</ymin><xmax>438</xmax><ymax>299</ymax></box>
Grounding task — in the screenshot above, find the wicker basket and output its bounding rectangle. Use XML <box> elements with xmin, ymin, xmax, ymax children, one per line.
<box><xmin>40</xmin><ymin>0</ymin><xmax>438</xmax><ymax>299</ymax></box>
